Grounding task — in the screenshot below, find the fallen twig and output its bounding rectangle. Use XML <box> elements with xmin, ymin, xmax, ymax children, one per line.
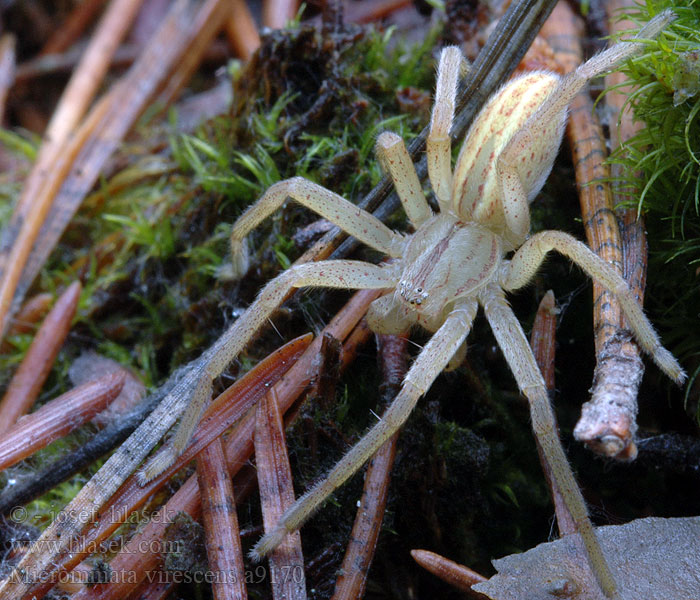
<box><xmin>542</xmin><ymin>1</ymin><xmax>643</xmax><ymax>461</ymax></box>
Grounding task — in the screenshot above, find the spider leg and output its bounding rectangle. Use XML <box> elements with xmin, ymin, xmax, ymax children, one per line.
<box><xmin>479</xmin><ymin>282</ymin><xmax>620</xmax><ymax>600</ymax></box>
<box><xmin>376</xmin><ymin>132</ymin><xmax>432</xmax><ymax>227</ymax></box>
<box><xmin>427</xmin><ymin>46</ymin><xmax>466</xmax><ymax>214</ymax></box>
<box><xmin>502</xmin><ymin>10</ymin><xmax>674</xmax><ymax>170</ymax></box>
<box><xmin>495</xmin><ymin>10</ymin><xmax>674</xmax><ymax>246</ymax></box>
<box><xmin>503</xmin><ymin>230</ymin><xmax>685</xmax><ymax>384</ymax></box>
<box><xmin>229</xmin><ymin>177</ymin><xmax>405</xmax><ymax>278</ymax></box>
<box><xmin>251</xmin><ymin>298</ymin><xmax>478</xmax><ymax>559</ymax></box>
<box><xmin>138</xmin><ymin>260</ymin><xmax>396</xmax><ymax>483</ymax></box>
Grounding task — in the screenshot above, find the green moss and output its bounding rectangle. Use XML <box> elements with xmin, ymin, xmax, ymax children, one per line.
<box><xmin>605</xmin><ymin>1</ymin><xmax>700</xmax><ymax>410</ymax></box>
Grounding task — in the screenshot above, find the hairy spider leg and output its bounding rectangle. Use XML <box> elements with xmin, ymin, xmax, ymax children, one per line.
<box><xmin>376</xmin><ymin>131</ymin><xmax>432</xmax><ymax>227</ymax></box>
<box><xmin>480</xmin><ymin>282</ymin><xmax>620</xmax><ymax>600</ymax></box>
<box><xmin>504</xmin><ymin>231</ymin><xmax>685</xmax><ymax>384</ymax></box>
<box><xmin>496</xmin><ymin>9</ymin><xmax>676</xmax><ymax>247</ymax></box>
<box><xmin>427</xmin><ymin>46</ymin><xmax>464</xmax><ymax>214</ymax></box>
<box><xmin>251</xmin><ymin>298</ymin><xmax>478</xmax><ymax>559</ymax></box>
<box><xmin>229</xmin><ymin>176</ymin><xmax>406</xmax><ymax>278</ymax></box>
<box><xmin>138</xmin><ymin>174</ymin><xmax>410</xmax><ymax>482</ymax></box>
<box><xmin>138</xmin><ymin>260</ymin><xmax>396</xmax><ymax>483</ymax></box>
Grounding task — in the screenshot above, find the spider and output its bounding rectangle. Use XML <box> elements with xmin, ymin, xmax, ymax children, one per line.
<box><xmin>212</xmin><ymin>11</ymin><xmax>680</xmax><ymax>599</ymax></box>
<box><xmin>0</xmin><ymin>10</ymin><xmax>680</xmax><ymax>600</ymax></box>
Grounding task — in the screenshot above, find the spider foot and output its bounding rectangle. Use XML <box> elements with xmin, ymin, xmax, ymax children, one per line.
<box><xmin>218</xmin><ymin>240</ymin><xmax>249</xmax><ymax>281</ymax></box>
<box><xmin>249</xmin><ymin>525</ymin><xmax>289</xmax><ymax>562</ymax></box>
<box><xmin>228</xmin><ymin>238</ymin><xmax>250</xmax><ymax>281</ymax></box>
<box><xmin>654</xmin><ymin>345</ymin><xmax>686</xmax><ymax>386</ymax></box>
<box><xmin>137</xmin><ymin>445</ymin><xmax>176</xmax><ymax>485</ymax></box>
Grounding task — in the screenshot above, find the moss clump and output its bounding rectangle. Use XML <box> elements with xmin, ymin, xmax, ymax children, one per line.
<box><xmin>606</xmin><ymin>2</ymin><xmax>700</xmax><ymax>408</ymax></box>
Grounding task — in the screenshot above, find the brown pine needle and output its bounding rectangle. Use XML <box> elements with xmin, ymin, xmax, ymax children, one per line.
<box><xmin>255</xmin><ymin>389</ymin><xmax>307</xmax><ymax>600</ymax></box>
<box><xmin>346</xmin><ymin>0</ymin><xmax>413</xmax><ymax>24</ymax></box>
<box><xmin>0</xmin><ymin>372</ymin><xmax>125</xmax><ymax>471</ymax></box>
<box><xmin>0</xmin><ymin>280</ymin><xmax>81</xmax><ymax>436</ymax></box>
<box><xmin>0</xmin><ymin>88</ymin><xmax>113</xmax><ymax>343</ymax></box>
<box><xmin>60</xmin><ymin>291</ymin><xmax>377</xmax><ymax>600</ymax></box>
<box><xmin>529</xmin><ymin>289</ymin><xmax>578</xmax><ymax>537</ymax></box>
<box><xmin>156</xmin><ymin>0</ymin><xmax>231</xmax><ymax>109</ymax></box>
<box><xmin>0</xmin><ymin>0</ymin><xmax>231</xmax><ymax>345</ymax></box>
<box><xmin>410</xmin><ymin>549</ymin><xmax>487</xmax><ymax>597</ymax></box>
<box><xmin>11</xmin><ymin>333</ymin><xmax>312</xmax><ymax>600</ymax></box>
<box><xmin>226</xmin><ymin>0</ymin><xmax>261</xmax><ymax>60</ymax></box>
<box><xmin>122</xmin><ymin>577</ymin><xmax>173</xmax><ymax>600</ymax></box>
<box><xmin>70</xmin><ymin>464</ymin><xmax>205</xmax><ymax>600</ymax></box>
<box><xmin>197</xmin><ymin>439</ymin><xmax>248</xmax><ymax>600</ymax></box>
<box><xmin>332</xmin><ymin>334</ymin><xmax>407</xmax><ymax>600</ymax></box>
<box><xmin>3</xmin><ymin>293</ymin><xmax>52</xmax><ymax>341</ymax></box>
<box><xmin>530</xmin><ymin>290</ymin><xmax>558</xmax><ymax>393</ymax></box>
<box><xmin>13</xmin><ymin>0</ymin><xmax>144</xmax><ymax>218</ymax></box>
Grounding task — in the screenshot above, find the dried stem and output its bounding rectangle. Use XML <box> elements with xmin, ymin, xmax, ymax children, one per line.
<box><xmin>543</xmin><ymin>1</ymin><xmax>644</xmax><ymax>461</ymax></box>
<box><xmin>0</xmin><ymin>281</ymin><xmax>81</xmax><ymax>435</ymax></box>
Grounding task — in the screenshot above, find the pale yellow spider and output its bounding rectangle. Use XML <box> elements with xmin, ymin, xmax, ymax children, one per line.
<box><xmin>0</xmin><ymin>11</ymin><xmax>681</xmax><ymax>600</ymax></box>
<box><xmin>152</xmin><ymin>9</ymin><xmax>679</xmax><ymax>599</ymax></box>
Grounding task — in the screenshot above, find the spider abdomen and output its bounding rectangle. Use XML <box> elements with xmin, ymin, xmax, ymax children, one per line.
<box><xmin>451</xmin><ymin>72</ymin><xmax>566</xmax><ymax>239</ymax></box>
